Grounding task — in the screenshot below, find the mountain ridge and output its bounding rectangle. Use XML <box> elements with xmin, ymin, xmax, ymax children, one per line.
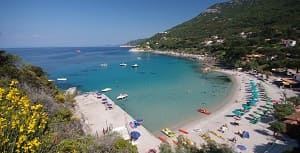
<box><xmin>136</xmin><ymin>0</ymin><xmax>300</xmax><ymax>69</ymax></box>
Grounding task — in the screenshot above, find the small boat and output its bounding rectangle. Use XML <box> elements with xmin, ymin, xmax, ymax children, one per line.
<box><xmin>116</xmin><ymin>93</ymin><xmax>128</xmax><ymax>100</ymax></box>
<box><xmin>131</xmin><ymin>64</ymin><xmax>139</xmax><ymax>68</ymax></box>
<box><xmin>120</xmin><ymin>63</ymin><xmax>127</xmax><ymax>66</ymax></box>
<box><xmin>100</xmin><ymin>63</ymin><xmax>108</xmax><ymax>67</ymax></box>
<box><xmin>161</xmin><ymin>128</ymin><xmax>176</xmax><ymax>137</ymax></box>
<box><xmin>57</xmin><ymin>78</ymin><xmax>67</xmax><ymax>81</ymax></box>
<box><xmin>172</xmin><ymin>140</ymin><xmax>179</xmax><ymax>146</ymax></box>
<box><xmin>158</xmin><ymin>136</ymin><xmax>169</xmax><ymax>144</ymax></box>
<box><xmin>197</xmin><ymin>108</ymin><xmax>211</xmax><ymax>115</ymax></box>
<box><xmin>179</xmin><ymin>129</ymin><xmax>189</xmax><ymax>134</ymax></box>
<box><xmin>137</xmin><ymin>57</ymin><xmax>142</xmax><ymax>60</ymax></box>
<box><xmin>101</xmin><ymin>88</ymin><xmax>112</xmax><ymax>92</ymax></box>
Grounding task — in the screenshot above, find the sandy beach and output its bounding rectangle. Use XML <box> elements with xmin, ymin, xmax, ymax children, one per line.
<box><xmin>74</xmin><ymin>93</ymin><xmax>160</xmax><ymax>153</ymax></box>
<box><xmin>158</xmin><ymin>69</ymin><xmax>298</xmax><ymax>153</ymax></box>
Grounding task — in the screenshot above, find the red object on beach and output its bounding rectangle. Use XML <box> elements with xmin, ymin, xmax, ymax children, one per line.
<box><xmin>158</xmin><ymin>136</ymin><xmax>169</xmax><ymax>144</ymax></box>
<box><xmin>172</xmin><ymin>140</ymin><xmax>179</xmax><ymax>146</ymax></box>
<box><xmin>147</xmin><ymin>149</ymin><xmax>157</xmax><ymax>153</ymax></box>
<box><xmin>179</xmin><ymin>129</ymin><xmax>189</xmax><ymax>134</ymax></box>
<box><xmin>198</xmin><ymin>108</ymin><xmax>211</xmax><ymax>115</ymax></box>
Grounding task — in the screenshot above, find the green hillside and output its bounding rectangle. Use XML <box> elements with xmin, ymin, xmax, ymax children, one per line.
<box><xmin>139</xmin><ymin>0</ymin><xmax>300</xmax><ymax>70</ymax></box>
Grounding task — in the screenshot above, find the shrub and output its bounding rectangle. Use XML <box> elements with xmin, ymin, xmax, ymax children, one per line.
<box><xmin>270</xmin><ymin>121</ymin><xmax>286</xmax><ymax>136</ymax></box>
<box><xmin>274</xmin><ymin>104</ymin><xmax>295</xmax><ymax>120</ymax></box>
<box><xmin>52</xmin><ymin>108</ymin><xmax>73</xmax><ymax>122</ymax></box>
<box><xmin>112</xmin><ymin>139</ymin><xmax>138</xmax><ymax>153</ymax></box>
<box><xmin>0</xmin><ymin>80</ymin><xmax>48</xmax><ymax>152</ymax></box>
<box><xmin>55</xmin><ymin>93</ymin><xmax>65</xmax><ymax>103</ymax></box>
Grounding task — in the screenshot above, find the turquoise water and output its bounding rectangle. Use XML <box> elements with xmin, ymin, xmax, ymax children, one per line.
<box><xmin>6</xmin><ymin>47</ymin><xmax>233</xmax><ymax>132</ymax></box>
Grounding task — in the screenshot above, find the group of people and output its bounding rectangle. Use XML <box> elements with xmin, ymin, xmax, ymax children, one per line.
<box><xmin>102</xmin><ymin>124</ymin><xmax>113</xmax><ymax>135</ymax></box>
<box><xmin>218</xmin><ymin>124</ymin><xmax>228</xmax><ymax>133</ymax></box>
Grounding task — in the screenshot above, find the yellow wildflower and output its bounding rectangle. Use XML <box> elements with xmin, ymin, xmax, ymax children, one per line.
<box><xmin>0</xmin><ymin>88</ymin><xmax>4</xmax><ymax>101</ymax></box>
<box><xmin>19</xmin><ymin>125</ymin><xmax>24</xmax><ymax>133</ymax></box>
<box><xmin>0</xmin><ymin>81</ymin><xmax>48</xmax><ymax>152</ymax></box>
<box><xmin>16</xmin><ymin>135</ymin><xmax>27</xmax><ymax>148</ymax></box>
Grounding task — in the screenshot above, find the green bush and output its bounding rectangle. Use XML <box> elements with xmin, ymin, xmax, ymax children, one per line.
<box><xmin>55</xmin><ymin>93</ymin><xmax>65</xmax><ymax>103</ymax></box>
<box><xmin>112</xmin><ymin>139</ymin><xmax>138</xmax><ymax>153</ymax></box>
<box><xmin>53</xmin><ymin>108</ymin><xmax>73</xmax><ymax>122</ymax></box>
<box><xmin>270</xmin><ymin>121</ymin><xmax>286</xmax><ymax>136</ymax></box>
<box><xmin>274</xmin><ymin>104</ymin><xmax>295</xmax><ymax>120</ymax></box>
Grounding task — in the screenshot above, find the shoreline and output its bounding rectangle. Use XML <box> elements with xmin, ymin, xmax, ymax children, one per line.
<box><xmin>129</xmin><ymin>48</ymin><xmax>298</xmax><ymax>152</ymax></box>
<box><xmin>74</xmin><ymin>92</ymin><xmax>160</xmax><ymax>153</ymax></box>
<box><xmin>129</xmin><ymin>48</ymin><xmax>206</xmax><ymax>61</ymax></box>
<box><xmin>74</xmin><ymin>48</ymin><xmax>298</xmax><ymax>152</ymax></box>
<box><xmin>156</xmin><ymin>69</ymin><xmax>238</xmax><ymax>135</ymax></box>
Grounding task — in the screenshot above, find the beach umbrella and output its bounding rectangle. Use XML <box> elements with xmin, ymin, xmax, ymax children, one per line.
<box><xmin>255</xmin><ymin>110</ymin><xmax>264</xmax><ymax>115</ymax></box>
<box><xmin>242</xmin><ymin>131</ymin><xmax>250</xmax><ymax>138</ymax></box>
<box><xmin>266</xmin><ymin>102</ymin><xmax>273</xmax><ymax>106</ymax></box>
<box><xmin>245</xmin><ymin>106</ymin><xmax>251</xmax><ymax>110</ymax></box>
<box><xmin>253</xmin><ymin>114</ymin><xmax>261</xmax><ymax>118</ymax></box>
<box><xmin>130</xmin><ymin>131</ymin><xmax>141</xmax><ymax>140</ymax></box>
<box><xmin>232</xmin><ymin>110</ymin><xmax>244</xmax><ymax>116</ymax></box>
<box><xmin>265</xmin><ymin>105</ymin><xmax>273</xmax><ymax>109</ymax></box>
<box><xmin>237</xmin><ymin>145</ymin><xmax>247</xmax><ymax>151</ymax></box>
<box><xmin>242</xmin><ymin>104</ymin><xmax>251</xmax><ymax>110</ymax></box>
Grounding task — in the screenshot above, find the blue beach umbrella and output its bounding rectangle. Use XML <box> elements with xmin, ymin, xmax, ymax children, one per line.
<box><xmin>242</xmin><ymin>105</ymin><xmax>251</xmax><ymax>110</ymax></box>
<box><xmin>130</xmin><ymin>131</ymin><xmax>141</xmax><ymax>140</ymax></box>
<box><xmin>232</xmin><ymin>109</ymin><xmax>244</xmax><ymax>116</ymax></box>
<box><xmin>237</xmin><ymin>145</ymin><xmax>247</xmax><ymax>151</ymax></box>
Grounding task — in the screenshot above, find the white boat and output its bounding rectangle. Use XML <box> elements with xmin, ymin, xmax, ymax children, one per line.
<box><xmin>57</xmin><ymin>78</ymin><xmax>67</xmax><ymax>81</ymax></box>
<box><xmin>116</xmin><ymin>93</ymin><xmax>128</xmax><ymax>100</ymax></box>
<box><xmin>120</xmin><ymin>63</ymin><xmax>127</xmax><ymax>66</ymax></box>
<box><xmin>131</xmin><ymin>64</ymin><xmax>139</xmax><ymax>68</ymax></box>
<box><xmin>137</xmin><ymin>57</ymin><xmax>142</xmax><ymax>60</ymax></box>
<box><xmin>101</xmin><ymin>88</ymin><xmax>112</xmax><ymax>92</ymax></box>
<box><xmin>100</xmin><ymin>63</ymin><xmax>108</xmax><ymax>67</ymax></box>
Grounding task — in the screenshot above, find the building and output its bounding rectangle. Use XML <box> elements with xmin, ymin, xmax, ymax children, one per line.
<box><xmin>295</xmin><ymin>74</ymin><xmax>300</xmax><ymax>82</ymax></box>
<box><xmin>245</xmin><ymin>54</ymin><xmax>265</xmax><ymax>61</ymax></box>
<box><xmin>281</xmin><ymin>39</ymin><xmax>296</xmax><ymax>47</ymax></box>
<box><xmin>284</xmin><ymin>112</ymin><xmax>300</xmax><ymax>125</ymax></box>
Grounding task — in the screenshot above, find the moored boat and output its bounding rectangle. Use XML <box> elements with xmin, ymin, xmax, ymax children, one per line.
<box><xmin>179</xmin><ymin>129</ymin><xmax>189</xmax><ymax>134</ymax></box>
<box><xmin>101</xmin><ymin>88</ymin><xmax>112</xmax><ymax>92</ymax></box>
<box><xmin>100</xmin><ymin>63</ymin><xmax>108</xmax><ymax>67</ymax></box>
<box><xmin>57</xmin><ymin>78</ymin><xmax>67</xmax><ymax>81</ymax></box>
<box><xmin>161</xmin><ymin>128</ymin><xmax>176</xmax><ymax>137</ymax></box>
<box><xmin>120</xmin><ymin>63</ymin><xmax>127</xmax><ymax>66</ymax></box>
<box><xmin>116</xmin><ymin>93</ymin><xmax>128</xmax><ymax>100</ymax></box>
<box><xmin>158</xmin><ymin>136</ymin><xmax>168</xmax><ymax>144</ymax></box>
<box><xmin>131</xmin><ymin>64</ymin><xmax>139</xmax><ymax>68</ymax></box>
<box><xmin>197</xmin><ymin>108</ymin><xmax>211</xmax><ymax>115</ymax></box>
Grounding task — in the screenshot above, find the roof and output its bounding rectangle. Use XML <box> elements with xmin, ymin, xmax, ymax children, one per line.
<box><xmin>284</xmin><ymin>120</ymin><xmax>298</xmax><ymax>125</ymax></box>
<box><xmin>285</xmin><ymin>112</ymin><xmax>300</xmax><ymax>122</ymax></box>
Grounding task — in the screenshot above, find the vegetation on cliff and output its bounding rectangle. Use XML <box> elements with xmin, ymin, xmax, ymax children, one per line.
<box><xmin>138</xmin><ymin>0</ymin><xmax>300</xmax><ymax>71</ymax></box>
<box><xmin>0</xmin><ymin>51</ymin><xmax>138</xmax><ymax>152</ymax></box>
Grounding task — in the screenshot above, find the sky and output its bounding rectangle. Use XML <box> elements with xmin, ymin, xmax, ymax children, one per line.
<box><xmin>0</xmin><ymin>0</ymin><xmax>227</xmax><ymax>48</ymax></box>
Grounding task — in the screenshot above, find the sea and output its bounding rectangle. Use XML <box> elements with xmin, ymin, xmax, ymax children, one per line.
<box><xmin>6</xmin><ymin>47</ymin><xmax>233</xmax><ymax>132</ymax></box>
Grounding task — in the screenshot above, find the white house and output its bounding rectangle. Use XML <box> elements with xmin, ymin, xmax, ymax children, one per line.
<box><xmin>281</xmin><ymin>39</ymin><xmax>296</xmax><ymax>47</ymax></box>
<box><xmin>294</xmin><ymin>74</ymin><xmax>300</xmax><ymax>82</ymax></box>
